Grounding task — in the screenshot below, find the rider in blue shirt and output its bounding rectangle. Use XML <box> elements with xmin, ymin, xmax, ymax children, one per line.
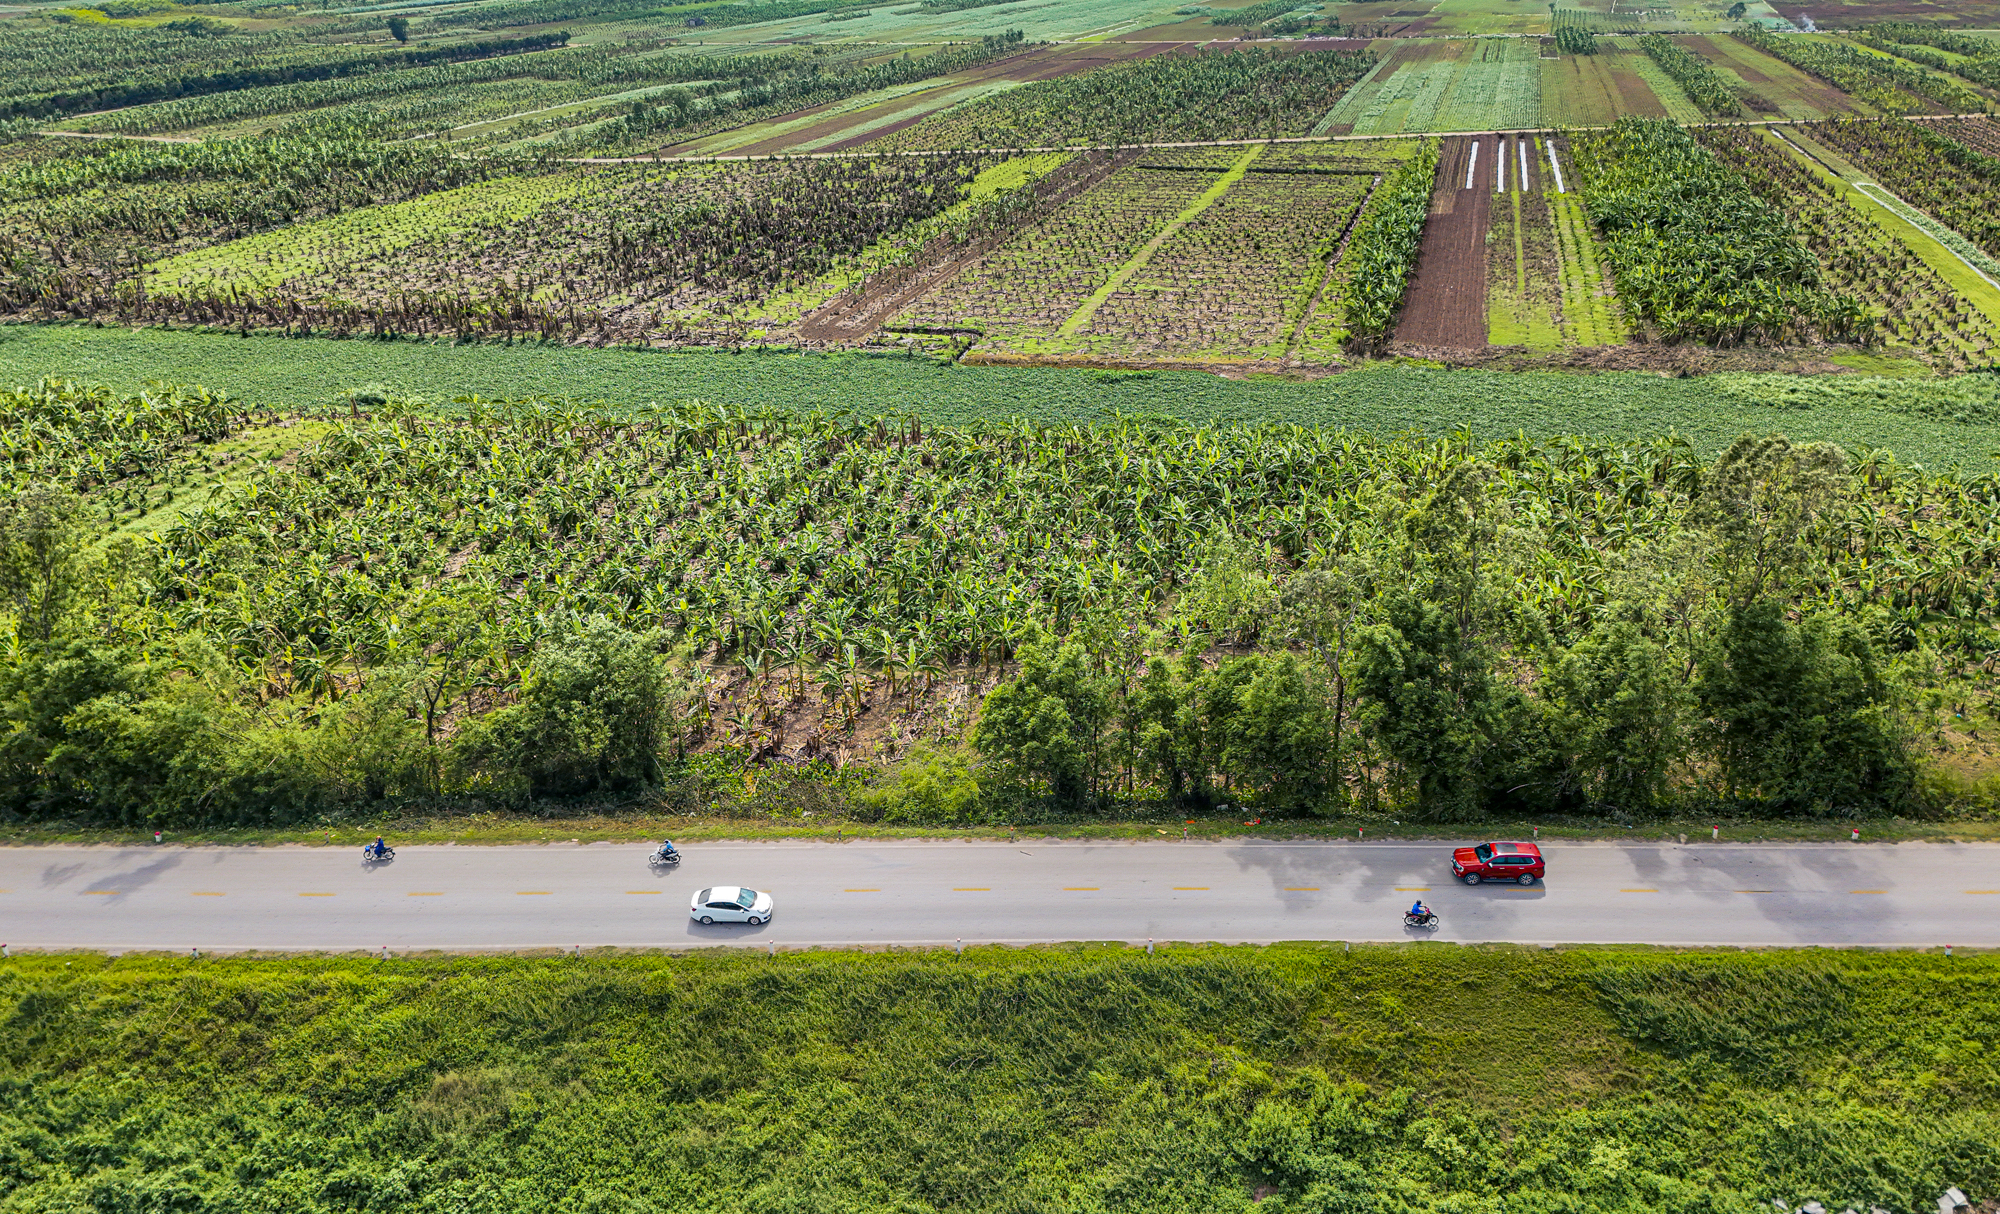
<box><xmin>1409</xmin><ymin>899</ymin><xmax>1430</xmax><ymax>918</ymax></box>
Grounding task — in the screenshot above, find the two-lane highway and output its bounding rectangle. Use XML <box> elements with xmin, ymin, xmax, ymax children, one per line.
<box><xmin>3</xmin><ymin>840</ymin><xmax>1996</xmax><ymax>951</ymax></box>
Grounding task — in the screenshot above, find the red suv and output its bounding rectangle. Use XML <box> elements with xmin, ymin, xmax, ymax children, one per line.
<box><xmin>1453</xmin><ymin>841</ymin><xmax>1544</xmax><ymax>885</ymax></box>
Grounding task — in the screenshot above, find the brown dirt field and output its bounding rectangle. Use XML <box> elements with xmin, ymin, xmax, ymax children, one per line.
<box><xmin>1395</xmin><ymin>133</ymin><xmax>1491</xmax><ymax>351</ymax></box>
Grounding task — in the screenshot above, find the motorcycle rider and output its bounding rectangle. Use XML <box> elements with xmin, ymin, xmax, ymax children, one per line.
<box><xmin>657</xmin><ymin>838</ymin><xmax>678</xmax><ymax>859</ymax></box>
<box><xmin>369</xmin><ymin>836</ymin><xmax>389</xmax><ymax>860</ymax></box>
<box><xmin>1408</xmin><ymin>898</ymin><xmax>1431</xmax><ymax>921</ymax></box>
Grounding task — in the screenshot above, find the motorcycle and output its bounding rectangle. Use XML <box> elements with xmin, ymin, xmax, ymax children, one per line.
<box><xmin>1403</xmin><ymin>911</ymin><xmax>1438</xmax><ymax>930</ymax></box>
<box><xmin>362</xmin><ymin>844</ymin><xmax>395</xmax><ymax>864</ymax></box>
<box><xmin>648</xmin><ymin>844</ymin><xmax>681</xmax><ymax>868</ymax></box>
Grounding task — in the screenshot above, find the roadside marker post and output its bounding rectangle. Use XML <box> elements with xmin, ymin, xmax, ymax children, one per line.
<box><xmin>1146</xmin><ymin>939</ymin><xmax>1154</xmax><ymax>955</ymax></box>
<box><xmin>955</xmin><ymin>938</ymin><xmax>963</xmax><ymax>956</ymax></box>
<box><xmin>1712</xmin><ymin>826</ymin><xmax>1719</xmax><ymax>841</ymax></box>
<box><xmin>1851</xmin><ymin>827</ymin><xmax>1861</xmax><ymax>842</ymax></box>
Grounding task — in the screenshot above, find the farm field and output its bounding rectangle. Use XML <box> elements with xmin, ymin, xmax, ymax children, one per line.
<box><xmin>661</xmin><ymin>42</ymin><xmax>1182</xmax><ymax>157</ymax></box>
<box><xmin>889</xmin><ymin>140</ymin><xmax>1421</xmax><ymax>366</ymax></box>
<box><xmin>6</xmin><ymin>325</ymin><xmax>1998</xmax><ymax>468</ymax></box>
<box><xmin>1486</xmin><ymin>134</ymin><xmax>1627</xmax><ymax>350</ymax></box>
<box><xmin>1318</xmin><ymin>37</ymin><xmax>1544</xmax><ymax>134</ymax></box>
<box><xmin>1679</xmin><ymin>32</ymin><xmax>1878</xmax><ymax>118</ymax></box>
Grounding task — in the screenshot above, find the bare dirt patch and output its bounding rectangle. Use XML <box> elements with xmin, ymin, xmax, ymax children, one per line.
<box><xmin>1394</xmin><ymin>133</ymin><xmax>1490</xmax><ymax>351</ymax></box>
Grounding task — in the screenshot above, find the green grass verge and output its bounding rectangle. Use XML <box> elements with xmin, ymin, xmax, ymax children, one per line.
<box><xmin>8</xmin><ymin>325</ymin><xmax>2000</xmax><ymax>468</ymax></box>
<box><xmin>0</xmin><ymin>945</ymin><xmax>1993</xmax><ymax>1211</ymax></box>
<box><xmin>9</xmin><ymin>812</ymin><xmax>1995</xmax><ymax>848</ymax></box>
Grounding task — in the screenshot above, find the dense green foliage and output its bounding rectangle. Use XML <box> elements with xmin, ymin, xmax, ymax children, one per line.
<box><xmin>876</xmin><ymin>47</ymin><xmax>1375</xmax><ymax>150</ymax></box>
<box><xmin>1571</xmin><ymin>118</ymin><xmax>1865</xmax><ymax>345</ymax></box>
<box><xmin>3</xmin><ymin>378</ymin><xmax>1995</xmax><ymax>824</ymax></box>
<box><xmin>1637</xmin><ymin>34</ymin><xmax>1742</xmax><ymax>117</ymax></box>
<box><xmin>0</xmin><ymin>946</ymin><xmax>1993</xmax><ymax>1211</ymax></box>
<box><xmin>1339</xmin><ymin>140</ymin><xmax>1437</xmax><ymax>340</ymax></box>
<box><xmin>1734</xmin><ymin>28</ymin><xmax>1987</xmax><ymax>115</ymax></box>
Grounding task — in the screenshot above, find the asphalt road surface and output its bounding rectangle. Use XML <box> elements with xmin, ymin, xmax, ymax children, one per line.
<box><xmin>3</xmin><ymin>840</ymin><xmax>1996</xmax><ymax>952</ymax></box>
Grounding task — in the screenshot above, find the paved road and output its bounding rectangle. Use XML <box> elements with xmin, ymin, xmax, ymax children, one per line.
<box><xmin>3</xmin><ymin>841</ymin><xmax>1995</xmax><ymax>952</ymax></box>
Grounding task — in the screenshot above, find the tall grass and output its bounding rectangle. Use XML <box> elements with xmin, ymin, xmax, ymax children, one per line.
<box><xmin>0</xmin><ymin>945</ymin><xmax>1993</xmax><ymax>1211</ymax></box>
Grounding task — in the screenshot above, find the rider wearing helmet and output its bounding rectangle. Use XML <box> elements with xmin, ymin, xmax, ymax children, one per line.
<box><xmin>1409</xmin><ymin>899</ymin><xmax>1430</xmax><ymax>919</ymax></box>
<box><xmin>371</xmin><ymin>836</ymin><xmax>388</xmax><ymax>859</ymax></box>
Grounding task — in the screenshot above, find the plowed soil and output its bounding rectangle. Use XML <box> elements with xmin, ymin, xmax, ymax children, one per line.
<box><xmin>1394</xmin><ymin>133</ymin><xmax>1491</xmax><ymax>351</ymax></box>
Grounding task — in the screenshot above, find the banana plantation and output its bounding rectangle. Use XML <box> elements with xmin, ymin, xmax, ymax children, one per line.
<box><xmin>5</xmin><ymin>379</ymin><xmax>1998</xmax><ymax>824</ymax></box>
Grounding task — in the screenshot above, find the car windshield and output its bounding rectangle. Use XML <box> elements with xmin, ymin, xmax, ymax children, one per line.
<box><xmin>1475</xmin><ymin>844</ymin><xmax>1493</xmax><ymax>862</ymax></box>
<box><xmin>735</xmin><ymin>889</ymin><xmax>758</xmax><ymax>908</ymax></box>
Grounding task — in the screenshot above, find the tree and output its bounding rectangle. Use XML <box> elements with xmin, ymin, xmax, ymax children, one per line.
<box><xmin>1351</xmin><ymin>588</ymin><xmax>1502</xmax><ymax>821</ymax></box>
<box><xmin>387</xmin><ymin>15</ymin><xmax>410</xmax><ymax>41</ymax></box>
<box><xmin>1695</xmin><ymin>435</ymin><xmax>1850</xmax><ymax>605</ymax></box>
<box><xmin>973</xmin><ymin>635</ymin><xmax>1114</xmax><ymax>811</ymax></box>
<box><xmin>0</xmin><ymin>485</ymin><xmax>90</xmax><ymax>643</ymax></box>
<box><xmin>450</xmin><ymin>617</ymin><xmax>672</xmax><ymax>802</ymax></box>
<box><xmin>1696</xmin><ymin>600</ymin><xmax>1915</xmax><ymax>813</ymax></box>
<box><xmin>1546</xmin><ymin>615</ymin><xmax>1689</xmax><ymax>813</ymax></box>
<box><xmin>1219</xmin><ymin>653</ymin><xmax>1334</xmax><ymax>812</ymax></box>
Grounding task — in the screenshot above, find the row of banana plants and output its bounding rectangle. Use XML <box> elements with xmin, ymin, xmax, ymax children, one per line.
<box><xmin>1569</xmin><ymin>117</ymin><xmax>1869</xmax><ymax>346</ymax></box>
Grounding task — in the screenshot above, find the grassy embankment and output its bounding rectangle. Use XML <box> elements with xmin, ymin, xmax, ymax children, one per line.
<box><xmin>0</xmin><ymin>946</ymin><xmax>1993</xmax><ymax>1211</ymax></box>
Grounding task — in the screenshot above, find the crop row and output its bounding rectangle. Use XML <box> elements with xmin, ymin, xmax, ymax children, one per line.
<box><xmin>1338</xmin><ymin>140</ymin><xmax>1436</xmax><ymax>340</ymax></box>
<box><xmin>1079</xmin><ymin>164</ymin><xmax>1373</xmax><ymax>360</ymax></box>
<box><xmin>1696</xmin><ymin>124</ymin><xmax>1997</xmax><ymax>368</ymax></box>
<box><xmin>1733</xmin><ymin>28</ymin><xmax>1986</xmax><ymax>115</ymax></box>
<box><xmin>1802</xmin><ymin>117</ymin><xmax>2000</xmax><ymax>261</ymax></box>
<box><xmin>893</xmin><ymin>161</ymin><xmax>1211</xmax><ymax>346</ymax></box>
<box><xmin>875</xmin><ymin>47</ymin><xmax>1375</xmax><ymax>151</ymax></box>
<box><xmin>1638</xmin><ymin>34</ymin><xmax>1743</xmax><ymax>118</ymax></box>
<box><xmin>1570</xmin><ymin>117</ymin><xmax>1864</xmax><ymax>346</ymax></box>
<box><xmin>1858</xmin><ymin>22</ymin><xmax>2000</xmax><ymax>93</ymax></box>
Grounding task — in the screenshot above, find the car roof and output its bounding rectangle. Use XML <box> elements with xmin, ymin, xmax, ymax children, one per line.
<box><xmin>1491</xmin><ymin>841</ymin><xmax>1541</xmax><ymax>854</ymax></box>
<box><xmin>705</xmin><ymin>885</ymin><xmax>741</xmax><ymax>898</ymax></box>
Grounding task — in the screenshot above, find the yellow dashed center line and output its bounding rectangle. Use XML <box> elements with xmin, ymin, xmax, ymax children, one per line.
<box><xmin>843</xmin><ymin>888</ymin><xmax>882</xmax><ymax>892</ymax></box>
<box><xmin>407</xmin><ymin>892</ymin><xmax>444</xmax><ymax>897</ymax></box>
<box><xmin>1851</xmin><ymin>889</ymin><xmax>1887</xmax><ymax>895</ymax></box>
<box><xmin>191</xmin><ymin>891</ymin><xmax>225</xmax><ymax>897</ymax></box>
<box><xmin>1393</xmin><ymin>886</ymin><xmax>1429</xmax><ymax>891</ymax></box>
<box><xmin>1620</xmin><ymin>888</ymin><xmax>1659</xmax><ymax>893</ymax></box>
<box><xmin>1969</xmin><ymin>889</ymin><xmax>2000</xmax><ymax>895</ymax></box>
<box><xmin>1735</xmin><ymin>889</ymin><xmax>1775</xmax><ymax>893</ymax></box>
<box><xmin>1284</xmin><ymin>886</ymin><xmax>1320</xmax><ymax>891</ymax></box>
<box><xmin>517</xmin><ymin>891</ymin><xmax>553</xmax><ymax>896</ymax></box>
<box><xmin>625</xmin><ymin>890</ymin><xmax>661</xmax><ymax>895</ymax></box>
<box><xmin>83</xmin><ymin>889</ymin><xmax>120</xmax><ymax>895</ymax></box>
<box><xmin>1062</xmin><ymin>886</ymin><xmax>1100</xmax><ymax>891</ymax></box>
<box><xmin>952</xmin><ymin>887</ymin><xmax>990</xmax><ymax>892</ymax></box>
<box><xmin>299</xmin><ymin>892</ymin><xmax>335</xmax><ymax>898</ymax></box>
<box><xmin>1172</xmin><ymin>886</ymin><xmax>1209</xmax><ymax>891</ymax></box>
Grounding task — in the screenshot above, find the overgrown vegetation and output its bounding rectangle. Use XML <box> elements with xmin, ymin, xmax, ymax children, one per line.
<box><xmin>0</xmin><ymin>946</ymin><xmax>1992</xmax><ymax>1212</ymax></box>
<box><xmin>1335</xmin><ymin>139</ymin><xmax>1436</xmax><ymax>340</ymax></box>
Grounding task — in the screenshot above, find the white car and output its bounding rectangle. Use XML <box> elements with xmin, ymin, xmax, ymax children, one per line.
<box><xmin>691</xmin><ymin>886</ymin><xmax>774</xmax><ymax>926</ymax></box>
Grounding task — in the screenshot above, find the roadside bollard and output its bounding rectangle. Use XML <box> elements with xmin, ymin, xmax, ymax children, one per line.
<box><xmin>1851</xmin><ymin>827</ymin><xmax>1861</xmax><ymax>842</ymax></box>
<box><xmin>1946</xmin><ymin>945</ymin><xmax>1954</xmax><ymax>959</ymax></box>
<box><xmin>1</xmin><ymin>944</ymin><xmax>8</xmax><ymax>958</ymax></box>
<box><xmin>955</xmin><ymin>938</ymin><xmax>963</xmax><ymax>956</ymax></box>
<box><xmin>1712</xmin><ymin>826</ymin><xmax>1719</xmax><ymax>841</ymax></box>
<box><xmin>1532</xmin><ymin>825</ymin><xmax>1539</xmax><ymax>839</ymax></box>
<box><xmin>190</xmin><ymin>948</ymin><xmax>199</xmax><ymax>958</ymax></box>
<box><xmin>1358</xmin><ymin>827</ymin><xmax>1364</xmax><ymax>840</ymax></box>
<box><xmin>1147</xmin><ymin>938</ymin><xmax>1154</xmax><ymax>955</ymax></box>
<box><xmin>153</xmin><ymin>830</ymin><xmax>162</xmax><ymax>844</ymax></box>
